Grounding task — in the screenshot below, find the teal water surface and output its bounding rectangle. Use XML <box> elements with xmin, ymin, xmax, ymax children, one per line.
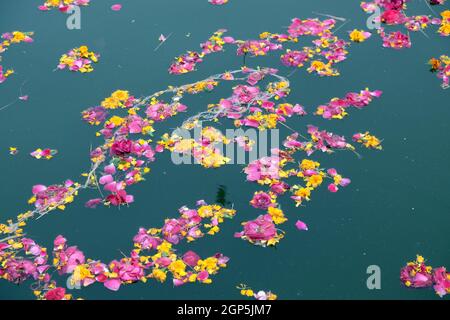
<box><xmin>0</xmin><ymin>0</ymin><xmax>449</xmax><ymax>300</ymax></box>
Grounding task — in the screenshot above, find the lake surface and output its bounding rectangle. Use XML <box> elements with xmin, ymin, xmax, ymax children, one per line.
<box><xmin>0</xmin><ymin>0</ymin><xmax>449</xmax><ymax>300</ymax></box>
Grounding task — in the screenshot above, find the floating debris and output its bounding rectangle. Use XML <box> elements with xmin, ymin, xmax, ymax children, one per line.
<box><xmin>57</xmin><ymin>46</ymin><xmax>99</xmax><ymax>73</ymax></box>
<box><xmin>38</xmin><ymin>0</ymin><xmax>90</xmax><ymax>12</ymax></box>
<box><xmin>237</xmin><ymin>284</ymin><xmax>278</xmax><ymax>300</ymax></box>
<box><xmin>30</xmin><ymin>148</ymin><xmax>58</xmax><ymax>160</ymax></box>
<box><xmin>428</xmin><ymin>55</ymin><xmax>450</xmax><ymax>89</ymax></box>
<box><xmin>111</xmin><ymin>4</ymin><xmax>122</xmax><ymax>11</ymax></box>
<box><xmin>401</xmin><ymin>255</ymin><xmax>449</xmax><ymax>298</ymax></box>
<box><xmin>9</xmin><ymin>147</ymin><xmax>19</xmax><ymax>155</ymax></box>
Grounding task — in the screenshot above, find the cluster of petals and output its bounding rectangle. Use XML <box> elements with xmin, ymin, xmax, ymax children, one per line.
<box><xmin>30</xmin><ymin>148</ymin><xmax>57</xmax><ymax>160</ymax></box>
<box><xmin>0</xmin><ymin>202</ymin><xmax>234</xmax><ymax>299</ymax></box>
<box><xmin>58</xmin><ymin>46</ymin><xmax>99</xmax><ymax>73</ymax></box>
<box><xmin>428</xmin><ymin>55</ymin><xmax>450</xmax><ymax>89</ymax></box>
<box><xmin>169</xmin><ymin>17</ymin><xmax>351</xmax><ymax>77</ymax></box>
<box><xmin>169</xmin><ymin>30</ymin><xmax>234</xmax><ymax>74</ymax></box>
<box><xmin>353</xmin><ymin>132</ymin><xmax>383</xmax><ymax>150</ymax></box>
<box><xmin>38</xmin><ymin>0</ymin><xmax>90</xmax><ymax>12</ymax></box>
<box><xmin>315</xmin><ymin>88</ymin><xmax>383</xmax><ymax>120</ymax></box>
<box><xmin>0</xmin><ymin>31</ymin><xmax>34</xmax><ymax>83</ymax></box>
<box><xmin>237</xmin><ymin>284</ymin><xmax>278</xmax><ymax>300</ymax></box>
<box><xmin>209</xmin><ymin>0</ymin><xmax>229</xmax><ymax>5</ymax></box>
<box><xmin>401</xmin><ymin>255</ymin><xmax>450</xmax><ymax>298</ymax></box>
<box><xmin>29</xmin><ymin>180</ymin><xmax>78</xmax><ymax>213</ymax></box>
<box><xmin>361</xmin><ymin>1</ymin><xmax>449</xmax><ymax>49</ymax></box>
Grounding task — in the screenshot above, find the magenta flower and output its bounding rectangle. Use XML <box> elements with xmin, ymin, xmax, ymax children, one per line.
<box><xmin>183</xmin><ymin>251</ymin><xmax>201</xmax><ymax>267</ymax></box>
<box><xmin>133</xmin><ymin>228</ymin><xmax>162</xmax><ymax>250</ymax></box>
<box><xmin>381</xmin><ymin>9</ymin><xmax>405</xmax><ymax>25</ymax></box>
<box><xmin>110</xmin><ymin>139</ymin><xmax>133</xmax><ymax>157</ymax></box>
<box><xmin>44</xmin><ymin>287</ymin><xmax>66</xmax><ymax>300</ymax></box>
<box><xmin>400</xmin><ymin>263</ymin><xmax>433</xmax><ymax>288</ymax></box>
<box><xmin>433</xmin><ymin>267</ymin><xmax>450</xmax><ymax>297</ymax></box>
<box><xmin>106</xmin><ymin>190</ymin><xmax>134</xmax><ymax>206</ymax></box>
<box><xmin>250</xmin><ymin>192</ymin><xmax>273</xmax><ymax>210</ymax></box>
<box><xmin>245</xmin><ymin>156</ymin><xmax>280</xmax><ymax>182</ymax></box>
<box><xmin>242</xmin><ymin>214</ymin><xmax>277</xmax><ymax>242</ymax></box>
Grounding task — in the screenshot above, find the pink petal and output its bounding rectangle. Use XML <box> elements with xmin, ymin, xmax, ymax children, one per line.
<box><xmin>85</xmin><ymin>198</ymin><xmax>103</xmax><ymax>209</ymax></box>
<box><xmin>328</xmin><ymin>184</ymin><xmax>339</xmax><ymax>193</ymax></box>
<box><xmin>125</xmin><ymin>195</ymin><xmax>134</xmax><ymax>204</ymax></box>
<box><xmin>111</xmin><ymin>4</ymin><xmax>122</xmax><ymax>11</ymax></box>
<box><xmin>295</xmin><ymin>220</ymin><xmax>308</xmax><ymax>231</ymax></box>
<box><xmin>104</xmin><ymin>279</ymin><xmax>121</xmax><ymax>291</ymax></box>
<box><xmin>104</xmin><ymin>164</ymin><xmax>116</xmax><ymax>175</ymax></box>
<box><xmin>339</xmin><ymin>178</ymin><xmax>351</xmax><ymax>187</ymax></box>
<box><xmin>104</xmin><ymin>182</ymin><xmax>118</xmax><ymax>192</ymax></box>
<box><xmin>173</xmin><ymin>279</ymin><xmax>185</xmax><ymax>287</ymax></box>
<box><xmin>99</xmin><ymin>175</ymin><xmax>114</xmax><ymax>185</ymax></box>
<box><xmin>32</xmin><ymin>184</ymin><xmax>47</xmax><ymax>195</ymax></box>
<box><xmin>327</xmin><ymin>168</ymin><xmax>337</xmax><ymax>176</ymax></box>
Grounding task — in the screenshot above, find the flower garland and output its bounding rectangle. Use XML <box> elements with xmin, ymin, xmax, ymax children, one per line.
<box><xmin>0</xmin><ymin>201</ymin><xmax>234</xmax><ymax>299</ymax></box>
<box><xmin>169</xmin><ymin>17</ymin><xmax>354</xmax><ymax>77</ymax></box>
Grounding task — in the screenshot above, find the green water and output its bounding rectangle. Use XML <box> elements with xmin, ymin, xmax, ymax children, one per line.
<box><xmin>0</xmin><ymin>0</ymin><xmax>449</xmax><ymax>300</ymax></box>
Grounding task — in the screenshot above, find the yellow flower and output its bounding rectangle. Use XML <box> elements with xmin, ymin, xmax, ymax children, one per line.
<box><xmin>268</xmin><ymin>293</ymin><xmax>278</xmax><ymax>300</ymax></box>
<box><xmin>295</xmin><ymin>187</ymin><xmax>312</xmax><ymax>200</ymax></box>
<box><xmin>259</xmin><ymin>32</ymin><xmax>271</xmax><ymax>39</ymax></box>
<box><xmin>197</xmin><ymin>257</ymin><xmax>219</xmax><ymax>273</ymax></box>
<box><xmin>157</xmin><ymin>241</ymin><xmax>172</xmax><ymax>254</ymax></box>
<box><xmin>72</xmin><ymin>264</ymin><xmax>93</xmax><ymax>282</ymax></box>
<box><xmin>109</xmin><ymin>116</ymin><xmax>124</xmax><ymax>126</ymax></box>
<box><xmin>101</xmin><ymin>97</ymin><xmax>120</xmax><ymax>109</ymax></box>
<box><xmin>48</xmin><ymin>0</ymin><xmax>60</xmax><ymax>6</ymax></box>
<box><xmin>438</xmin><ymin>23</ymin><xmax>450</xmax><ymax>36</ymax></box>
<box><xmin>207</xmin><ymin>225</ymin><xmax>220</xmax><ymax>235</ymax></box>
<box><xmin>173</xmin><ymin>139</ymin><xmax>195</xmax><ymax>152</ymax></box>
<box><xmin>300</xmin><ymin>159</ymin><xmax>320</xmax><ymax>171</ymax></box>
<box><xmin>78</xmin><ymin>45</ymin><xmax>89</xmax><ymax>57</ymax></box>
<box><xmin>168</xmin><ymin>260</ymin><xmax>187</xmax><ymax>277</ymax></box>
<box><xmin>11</xmin><ymin>31</ymin><xmax>25</xmax><ymax>43</ymax></box>
<box><xmin>441</xmin><ymin>10</ymin><xmax>450</xmax><ymax>20</ymax></box>
<box><xmin>307</xmin><ymin>174</ymin><xmax>323</xmax><ymax>188</ymax></box>
<box><xmin>188</xmin><ymin>274</ymin><xmax>197</xmax><ymax>282</ymax></box>
<box><xmin>198</xmin><ymin>205</ymin><xmax>213</xmax><ymax>218</ymax></box>
<box><xmin>310</xmin><ymin>60</ymin><xmax>326</xmax><ymax>70</ymax></box>
<box><xmin>268</xmin><ymin>207</ymin><xmax>287</xmax><ymax>225</ymax></box>
<box><xmin>364</xmin><ymin>134</ymin><xmax>382</xmax><ymax>149</ymax></box>
<box><xmin>349</xmin><ymin>29</ymin><xmax>368</xmax><ymax>43</ymax></box>
<box><xmin>244</xmin><ymin>289</ymin><xmax>254</xmax><ymax>297</ymax></box>
<box><xmin>152</xmin><ymin>268</ymin><xmax>167</xmax><ymax>282</ymax></box>
<box><xmin>4</xmin><ymin>69</ymin><xmax>14</xmax><ymax>77</ymax></box>
<box><xmin>111</xmin><ymin>90</ymin><xmax>129</xmax><ymax>102</ymax></box>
